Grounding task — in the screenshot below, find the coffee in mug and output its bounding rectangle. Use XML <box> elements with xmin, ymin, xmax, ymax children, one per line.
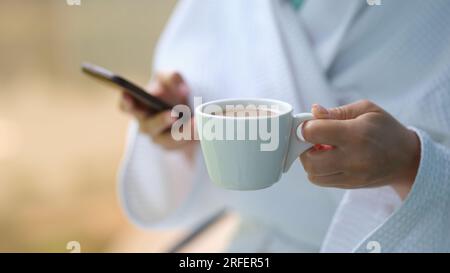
<box><xmin>212</xmin><ymin>108</ymin><xmax>278</xmax><ymax>117</ymax></box>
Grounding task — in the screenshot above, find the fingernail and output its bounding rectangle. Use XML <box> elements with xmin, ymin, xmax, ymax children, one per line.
<box><xmin>314</xmin><ymin>144</ymin><xmax>323</xmax><ymax>150</ymax></box>
<box><xmin>312</xmin><ymin>104</ymin><xmax>329</xmax><ymax>117</ymax></box>
<box><xmin>314</xmin><ymin>144</ymin><xmax>334</xmax><ymax>151</ymax></box>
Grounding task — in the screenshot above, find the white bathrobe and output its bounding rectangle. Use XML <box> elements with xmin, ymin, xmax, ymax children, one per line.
<box><xmin>119</xmin><ymin>0</ymin><xmax>450</xmax><ymax>252</ymax></box>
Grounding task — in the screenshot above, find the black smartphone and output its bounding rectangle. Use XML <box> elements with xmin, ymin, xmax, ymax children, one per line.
<box><xmin>81</xmin><ymin>62</ymin><xmax>173</xmax><ymax>112</ymax></box>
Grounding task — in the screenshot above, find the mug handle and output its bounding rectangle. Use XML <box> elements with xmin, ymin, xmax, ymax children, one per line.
<box><xmin>283</xmin><ymin>113</ymin><xmax>314</xmax><ymax>172</ymax></box>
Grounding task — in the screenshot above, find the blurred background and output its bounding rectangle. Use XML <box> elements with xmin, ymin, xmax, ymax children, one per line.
<box><xmin>0</xmin><ymin>0</ymin><xmax>237</xmax><ymax>252</ymax></box>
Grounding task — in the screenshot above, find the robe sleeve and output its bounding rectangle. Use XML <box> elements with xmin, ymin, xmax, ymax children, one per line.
<box><xmin>117</xmin><ymin>121</ymin><xmax>226</xmax><ymax>230</ymax></box>
<box><xmin>354</xmin><ymin>127</ymin><xmax>450</xmax><ymax>252</ymax></box>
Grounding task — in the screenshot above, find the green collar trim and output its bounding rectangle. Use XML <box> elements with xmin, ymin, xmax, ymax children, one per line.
<box><xmin>291</xmin><ymin>0</ymin><xmax>304</xmax><ymax>10</ymax></box>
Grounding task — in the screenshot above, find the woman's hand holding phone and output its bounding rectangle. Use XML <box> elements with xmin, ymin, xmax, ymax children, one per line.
<box><xmin>120</xmin><ymin>71</ymin><xmax>197</xmax><ymax>155</ymax></box>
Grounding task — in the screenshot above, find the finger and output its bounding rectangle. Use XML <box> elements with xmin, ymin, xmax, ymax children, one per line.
<box><xmin>122</xmin><ymin>92</ymin><xmax>149</xmax><ymax>112</ymax></box>
<box><xmin>327</xmin><ymin>100</ymin><xmax>380</xmax><ymax>120</ymax></box>
<box><xmin>145</xmin><ymin>80</ymin><xmax>161</xmax><ymax>95</ymax></box>
<box><xmin>140</xmin><ymin>111</ymin><xmax>174</xmax><ymax>137</ymax></box>
<box><xmin>156</xmin><ymin>71</ymin><xmax>185</xmax><ymax>95</ymax></box>
<box><xmin>153</xmin><ymin>132</ymin><xmax>188</xmax><ymax>150</ymax></box>
<box><xmin>152</xmin><ymin>72</ymin><xmax>188</xmax><ymax>105</ymax></box>
<box><xmin>307</xmin><ymin>172</ymin><xmax>355</xmax><ymax>188</ymax></box>
<box><xmin>308</xmin><ymin>173</ymin><xmax>378</xmax><ymax>189</ymax></box>
<box><xmin>311</xmin><ymin>104</ymin><xmax>331</xmax><ymax>119</ymax></box>
<box><xmin>300</xmin><ymin>148</ymin><xmax>344</xmax><ymax>176</ymax></box>
<box><xmin>120</xmin><ymin>92</ymin><xmax>148</xmax><ymax>120</ymax></box>
<box><xmin>302</xmin><ymin>119</ymin><xmax>348</xmax><ymax>145</ymax></box>
<box><xmin>119</xmin><ymin>92</ymin><xmax>134</xmax><ymax>111</ymax></box>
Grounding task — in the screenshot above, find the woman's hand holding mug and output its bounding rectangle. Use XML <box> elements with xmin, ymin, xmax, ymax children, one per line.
<box><xmin>300</xmin><ymin>100</ymin><xmax>421</xmax><ymax>199</ymax></box>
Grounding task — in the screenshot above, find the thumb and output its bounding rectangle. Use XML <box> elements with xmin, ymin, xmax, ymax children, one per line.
<box><xmin>157</xmin><ymin>71</ymin><xmax>184</xmax><ymax>93</ymax></box>
<box><xmin>312</xmin><ymin>100</ymin><xmax>379</xmax><ymax>120</ymax></box>
<box><xmin>154</xmin><ymin>71</ymin><xmax>189</xmax><ymax>105</ymax></box>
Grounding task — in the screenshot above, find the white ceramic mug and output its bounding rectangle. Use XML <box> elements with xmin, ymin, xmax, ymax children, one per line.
<box><xmin>195</xmin><ymin>98</ymin><xmax>313</xmax><ymax>190</ymax></box>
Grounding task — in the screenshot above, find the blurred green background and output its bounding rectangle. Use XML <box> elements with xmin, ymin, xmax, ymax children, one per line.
<box><xmin>0</xmin><ymin>0</ymin><xmax>205</xmax><ymax>252</ymax></box>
